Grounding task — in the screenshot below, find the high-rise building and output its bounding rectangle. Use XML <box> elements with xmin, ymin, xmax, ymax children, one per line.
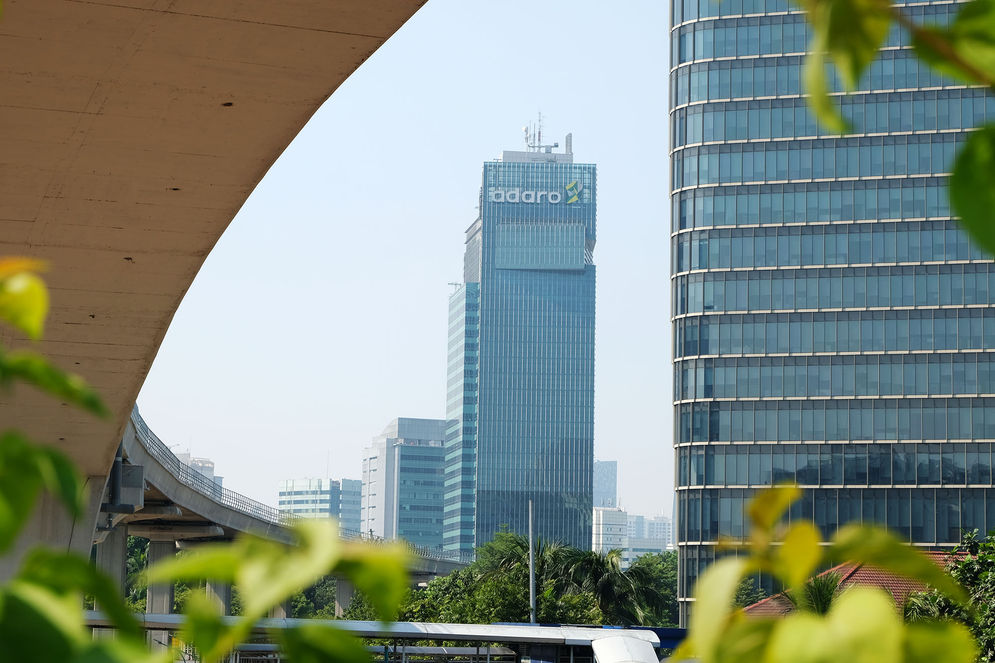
<box><xmin>594</xmin><ymin>460</ymin><xmax>618</xmax><ymax>508</ymax></box>
<box><xmin>444</xmin><ymin>136</ymin><xmax>597</xmax><ymax>555</ymax></box>
<box><xmin>361</xmin><ymin>418</ymin><xmax>447</xmax><ymax>550</ymax></box>
<box><xmin>278</xmin><ymin>477</ymin><xmax>360</xmax><ymax>532</ymax></box>
<box><xmin>338</xmin><ymin>479</ymin><xmax>362</xmax><ymax>535</ymax></box>
<box><xmin>671</xmin><ymin>0</ymin><xmax>995</xmax><ymax>623</ymax></box>
<box><xmin>592</xmin><ymin>507</ymin><xmax>627</xmax><ymax>553</ymax></box>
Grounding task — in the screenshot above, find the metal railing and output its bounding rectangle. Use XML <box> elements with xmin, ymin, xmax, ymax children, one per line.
<box><xmin>131</xmin><ymin>405</ymin><xmax>287</xmax><ymax>525</ymax></box>
<box><xmin>130</xmin><ymin>406</ymin><xmax>474</xmax><ymax>565</ymax></box>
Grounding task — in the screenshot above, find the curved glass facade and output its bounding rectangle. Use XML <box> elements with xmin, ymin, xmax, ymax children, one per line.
<box><xmin>669</xmin><ymin>0</ymin><xmax>994</xmax><ymax>623</ymax></box>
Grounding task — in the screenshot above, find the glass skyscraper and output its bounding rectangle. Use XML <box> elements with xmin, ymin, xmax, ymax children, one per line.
<box><xmin>444</xmin><ymin>138</ymin><xmax>597</xmax><ymax>555</ymax></box>
<box><xmin>671</xmin><ymin>0</ymin><xmax>995</xmax><ymax>622</ymax></box>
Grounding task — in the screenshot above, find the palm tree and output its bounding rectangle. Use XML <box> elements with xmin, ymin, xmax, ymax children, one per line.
<box><xmin>786</xmin><ymin>571</ymin><xmax>843</xmax><ymax>615</ymax></box>
<box><xmin>559</xmin><ymin>548</ymin><xmax>666</xmax><ymax>625</ymax></box>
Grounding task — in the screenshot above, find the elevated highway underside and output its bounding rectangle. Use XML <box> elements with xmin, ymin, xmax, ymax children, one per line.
<box><xmin>0</xmin><ymin>0</ymin><xmax>425</xmax><ymax>570</ymax></box>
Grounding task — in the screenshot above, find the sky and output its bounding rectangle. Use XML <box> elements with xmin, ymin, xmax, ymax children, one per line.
<box><xmin>136</xmin><ymin>0</ymin><xmax>674</xmax><ymax>520</ymax></box>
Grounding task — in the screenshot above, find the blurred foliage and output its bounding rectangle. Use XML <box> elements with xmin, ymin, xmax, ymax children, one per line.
<box><xmin>794</xmin><ymin>0</ymin><xmax>995</xmax><ymax>254</ymax></box>
<box><xmin>673</xmin><ymin>485</ymin><xmax>978</xmax><ymax>663</ymax></box>
<box><xmin>0</xmin><ymin>257</ymin><xmax>410</xmax><ymax>662</ymax></box>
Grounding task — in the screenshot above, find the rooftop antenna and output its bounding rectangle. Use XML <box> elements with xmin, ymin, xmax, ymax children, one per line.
<box><xmin>524</xmin><ymin>112</ymin><xmax>559</xmax><ymax>153</ymax></box>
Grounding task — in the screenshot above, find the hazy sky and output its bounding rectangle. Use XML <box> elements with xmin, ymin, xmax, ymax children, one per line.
<box><xmin>137</xmin><ymin>0</ymin><xmax>674</xmax><ymax>520</ymax></box>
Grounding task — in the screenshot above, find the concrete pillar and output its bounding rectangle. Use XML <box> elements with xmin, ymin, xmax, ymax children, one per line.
<box><xmin>94</xmin><ymin>526</ymin><xmax>128</xmax><ymax>596</ymax></box>
<box><xmin>146</xmin><ymin>540</ymin><xmax>175</xmax><ymax>650</ymax></box>
<box><xmin>205</xmin><ymin>580</ymin><xmax>232</xmax><ymax>615</ymax></box>
<box><xmin>0</xmin><ymin>474</ymin><xmax>108</xmax><ymax>580</ymax></box>
<box><xmin>335</xmin><ymin>578</ymin><xmax>355</xmax><ymax>617</ymax></box>
<box><xmin>267</xmin><ymin>599</ymin><xmax>291</xmax><ymax>619</ymax></box>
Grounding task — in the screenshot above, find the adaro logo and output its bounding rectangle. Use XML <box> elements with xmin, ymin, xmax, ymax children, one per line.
<box><xmin>565</xmin><ymin>180</ymin><xmax>583</xmax><ymax>204</ymax></box>
<box><xmin>488</xmin><ymin>180</ymin><xmax>586</xmax><ymax>204</ymax></box>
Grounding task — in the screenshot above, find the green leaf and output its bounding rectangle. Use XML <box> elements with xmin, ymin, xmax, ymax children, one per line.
<box><xmin>713</xmin><ymin>615</ymin><xmax>776</xmax><ymax>663</ymax></box>
<box><xmin>143</xmin><ymin>546</ymin><xmax>242</xmax><ymax>586</ymax></box>
<box><xmin>73</xmin><ymin>639</ymin><xmax>171</xmax><ymax>663</ymax></box>
<box><xmin>0</xmin><ymin>271</ymin><xmax>49</xmax><ymax>339</ymax></box>
<box><xmin>177</xmin><ymin>592</ymin><xmax>230</xmax><ymax>663</ymax></box>
<box><xmin>334</xmin><ymin>542</ymin><xmax>410</xmax><ymax>622</ymax></box>
<box><xmin>776</xmin><ymin>521</ymin><xmax>823</xmax><ymax>591</ymax></box>
<box><xmin>764</xmin><ymin>612</ymin><xmax>826</xmax><ymax>663</ymax></box>
<box><xmin>17</xmin><ymin>549</ymin><xmax>144</xmax><ymax>643</ymax></box>
<box><xmin>279</xmin><ymin>623</ymin><xmax>372</xmax><ymax>663</ymax></box>
<box><xmin>686</xmin><ymin>557</ymin><xmax>748</xmax><ymax>662</ymax></box>
<box><xmin>826</xmin><ymin>588</ymin><xmax>902</xmax><ymax>663</ymax></box>
<box><xmin>913</xmin><ymin>0</ymin><xmax>995</xmax><ymax>87</ymax></box>
<box><xmin>803</xmin><ymin>49</ymin><xmax>850</xmax><ymax>134</ymax></box>
<box><xmin>903</xmin><ymin>620</ymin><xmax>977</xmax><ymax>663</ymax></box>
<box><xmin>0</xmin><ymin>351</ymin><xmax>108</xmax><ymax>416</ymax></box>
<box><xmin>0</xmin><ymin>431</ymin><xmax>47</xmax><ymax>553</ymax></box>
<box><xmin>795</xmin><ymin>0</ymin><xmax>890</xmax><ymax>131</ymax></box>
<box><xmin>830</xmin><ymin>525</ymin><xmax>967</xmax><ymax>602</ymax></box>
<box><xmin>34</xmin><ymin>447</ymin><xmax>83</xmax><ymax>519</ymax></box>
<box><xmin>0</xmin><ymin>581</ymin><xmax>86</xmax><ymax>663</ymax></box>
<box><xmin>951</xmin><ymin>125</ymin><xmax>995</xmax><ymax>257</ymax></box>
<box><xmin>748</xmin><ymin>484</ymin><xmax>801</xmax><ymax>534</ymax></box>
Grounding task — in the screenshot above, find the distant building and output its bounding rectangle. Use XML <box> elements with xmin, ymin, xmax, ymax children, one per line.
<box><xmin>593</xmin><ymin>507</ymin><xmax>674</xmax><ymax>568</ymax></box>
<box><xmin>338</xmin><ymin>479</ymin><xmax>362</xmax><ymax>535</ymax></box>
<box><xmin>593</xmin><ymin>460</ymin><xmax>618</xmax><ymax>508</ymax></box>
<box><xmin>628</xmin><ymin>514</ymin><xmax>673</xmax><ymax>545</ymax></box>
<box><xmin>175</xmin><ymin>451</ymin><xmax>223</xmax><ymax>488</ymax></box>
<box><xmin>361</xmin><ymin>418</ymin><xmax>447</xmax><ymax>550</ymax></box>
<box><xmin>278</xmin><ymin>477</ymin><xmax>361</xmax><ymax>532</ymax></box>
<box><xmin>592</xmin><ymin>507</ymin><xmax>627</xmax><ymax>553</ymax></box>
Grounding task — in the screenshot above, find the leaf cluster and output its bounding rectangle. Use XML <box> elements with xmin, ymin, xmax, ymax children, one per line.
<box><xmin>673</xmin><ymin>485</ymin><xmax>978</xmax><ymax>663</ymax></box>
<box><xmin>795</xmin><ymin>0</ymin><xmax>995</xmax><ymax>257</ymax></box>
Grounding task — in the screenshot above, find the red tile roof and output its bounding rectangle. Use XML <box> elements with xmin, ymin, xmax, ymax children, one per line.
<box><xmin>742</xmin><ymin>550</ymin><xmax>958</xmax><ymax>617</ymax></box>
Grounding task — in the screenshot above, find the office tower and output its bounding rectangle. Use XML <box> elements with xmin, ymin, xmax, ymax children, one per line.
<box><xmin>594</xmin><ymin>460</ymin><xmax>618</xmax><ymax>508</ymax></box>
<box><xmin>278</xmin><ymin>477</ymin><xmax>358</xmax><ymax>526</ymax></box>
<box><xmin>444</xmin><ymin>135</ymin><xmax>597</xmax><ymax>555</ymax></box>
<box><xmin>338</xmin><ymin>479</ymin><xmax>362</xmax><ymax>534</ymax></box>
<box><xmin>671</xmin><ymin>0</ymin><xmax>995</xmax><ymax>623</ymax></box>
<box><xmin>361</xmin><ymin>418</ymin><xmax>447</xmax><ymax>550</ymax></box>
<box><xmin>592</xmin><ymin>507</ymin><xmax>628</xmax><ymax>553</ymax></box>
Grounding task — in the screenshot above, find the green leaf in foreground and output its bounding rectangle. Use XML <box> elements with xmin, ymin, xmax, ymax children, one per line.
<box><xmin>675</xmin><ymin>557</ymin><xmax>747</xmax><ymax>662</ymax></box>
<box><xmin>951</xmin><ymin>124</ymin><xmax>995</xmax><ymax>257</ymax></box>
<box><xmin>904</xmin><ymin>620</ymin><xmax>978</xmax><ymax>663</ymax></box>
<box><xmin>0</xmin><ymin>350</ymin><xmax>107</xmax><ymax>417</ymax></box>
<box><xmin>830</xmin><ymin>525</ymin><xmax>967</xmax><ymax>602</ymax></box>
<box><xmin>279</xmin><ymin>623</ymin><xmax>372</xmax><ymax>663</ymax></box>
<box><xmin>17</xmin><ymin>549</ymin><xmax>143</xmax><ymax>642</ymax></box>
<box><xmin>795</xmin><ymin>0</ymin><xmax>891</xmax><ymax>132</ymax></box>
<box><xmin>0</xmin><ymin>271</ymin><xmax>48</xmax><ymax>340</ymax></box>
<box><xmin>0</xmin><ymin>432</ymin><xmax>49</xmax><ymax>553</ymax></box>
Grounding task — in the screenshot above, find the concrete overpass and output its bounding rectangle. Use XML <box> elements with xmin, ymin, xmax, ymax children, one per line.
<box><xmin>0</xmin><ymin>0</ymin><xmax>426</xmax><ymax>571</ymax></box>
<box><xmin>94</xmin><ymin>406</ymin><xmax>466</xmax><ymax>617</ymax></box>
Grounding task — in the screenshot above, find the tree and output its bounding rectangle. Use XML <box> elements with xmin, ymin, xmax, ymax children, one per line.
<box><xmin>559</xmin><ymin>547</ymin><xmax>667</xmax><ymax>625</ymax></box>
<box><xmin>627</xmin><ymin>551</ymin><xmax>679</xmax><ymax>626</ymax></box>
<box><xmin>903</xmin><ymin>531</ymin><xmax>995</xmax><ymax>662</ymax></box>
<box><xmin>732</xmin><ymin>576</ymin><xmax>766</xmax><ymax>609</ymax></box>
<box><xmin>786</xmin><ymin>572</ymin><xmax>842</xmax><ymax>615</ymax></box>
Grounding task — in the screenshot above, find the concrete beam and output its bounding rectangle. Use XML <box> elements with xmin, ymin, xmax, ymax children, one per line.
<box><xmin>128</xmin><ymin>525</ymin><xmax>225</xmax><ymax>541</ymax></box>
